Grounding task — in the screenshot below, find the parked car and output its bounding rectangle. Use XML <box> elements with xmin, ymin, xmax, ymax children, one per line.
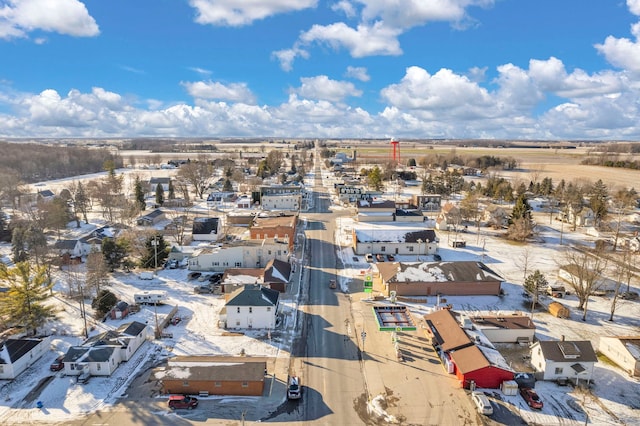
<box><xmin>365</xmin><ymin>253</ymin><xmax>374</xmax><ymax>263</ymax></box>
<box><xmin>198</xmin><ymin>274</ymin><xmax>211</xmax><ymax>282</ymax></box>
<box><xmin>520</xmin><ymin>387</ymin><xmax>543</xmax><ymax>409</ymax></box>
<box><xmin>433</xmin><ymin>254</ymin><xmax>442</xmax><ymax>261</ymax></box>
<box><xmin>329</xmin><ymin>279</ymin><xmax>337</xmax><ymax>289</ymax></box>
<box><xmin>471</xmin><ymin>391</ymin><xmax>493</xmax><ymax>415</ymax></box>
<box><xmin>209</xmin><ymin>272</ymin><xmax>224</xmax><ymax>283</ymax></box>
<box><xmin>168</xmin><ymin>395</ymin><xmax>198</xmax><ymax>410</ymax></box>
<box><xmin>386</xmin><ymin>254</ymin><xmax>395</xmax><ymax>261</ymax></box>
<box><xmin>76</xmin><ymin>369</ymin><xmax>91</xmax><ymax>384</ymax></box>
<box><xmin>187</xmin><ymin>272</ymin><xmax>202</xmax><ymax>280</ymax></box>
<box><xmin>287</xmin><ymin>376</ymin><xmax>302</xmax><ymax>400</ymax></box>
<box><xmin>166</xmin><ymin>259</ymin><xmax>178</xmax><ymax>269</ymax></box>
<box><xmin>621</xmin><ymin>291</ymin><xmax>639</xmax><ymax>300</ymax></box>
<box><xmin>375</xmin><ymin>254</ymin><xmax>385</xmax><ymax>262</ymax></box>
<box><xmin>195</xmin><ymin>285</ymin><xmax>213</xmax><ymax>294</ymax></box>
<box><xmin>50</xmin><ymin>355</ymin><xmax>65</xmax><ymax>372</ymax></box>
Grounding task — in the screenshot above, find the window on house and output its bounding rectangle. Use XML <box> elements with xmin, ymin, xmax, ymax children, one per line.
<box><xmin>242</xmin><ymin>382</ymin><xmax>248</xmax><ymax>388</ymax></box>
<box><xmin>268</xmin><ymin>250</ymin><xmax>272</xmax><ymax>255</ymax></box>
<box><xmin>215</xmin><ymin>382</ymin><xmax>221</xmax><ymax>387</ymax></box>
<box><xmin>266</xmin><ymin>307</ymin><xmax>271</xmax><ymax>312</ymax></box>
<box><xmin>235</xmin><ymin>262</ymin><xmax>242</xmax><ymax>267</ymax></box>
<box><xmin>235</xmin><ymin>320</ymin><xmax>240</xmax><ymax>326</ymax></box>
<box><xmin>555</xmin><ymin>367</ymin><xmax>563</xmax><ymax>375</ymax></box>
<box><xmin>183</xmin><ymin>381</ymin><xmax>189</xmax><ymax>387</ymax></box>
<box><xmin>249</xmin><ymin>307</ymin><xmax>253</xmax><ymax>313</ymax></box>
<box><xmin>237</xmin><ymin>307</ymin><xmax>240</xmax><ymax>313</ymax></box>
<box><xmin>408</xmin><ymin>246</ymin><xmax>414</xmax><ymax>252</ymax></box>
<box><xmin>381</xmin><ymin>246</ymin><xmax>386</xmax><ymax>252</ymax></box>
<box><xmin>97</xmin><ymin>364</ymin><xmax>101</xmax><ymax>371</ymax></box>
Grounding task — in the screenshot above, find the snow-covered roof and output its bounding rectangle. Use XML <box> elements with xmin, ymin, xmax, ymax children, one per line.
<box><xmin>380</xmin><ymin>261</ymin><xmax>503</xmax><ymax>283</ymax></box>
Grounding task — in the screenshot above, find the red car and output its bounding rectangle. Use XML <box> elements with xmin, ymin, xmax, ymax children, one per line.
<box><xmin>168</xmin><ymin>395</ymin><xmax>198</xmax><ymax>410</ymax></box>
<box><xmin>520</xmin><ymin>387</ymin><xmax>543</xmax><ymax>409</ymax></box>
<box><xmin>50</xmin><ymin>355</ymin><xmax>65</xmax><ymax>372</ymax></box>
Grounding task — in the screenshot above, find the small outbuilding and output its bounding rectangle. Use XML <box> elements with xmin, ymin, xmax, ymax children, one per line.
<box><xmin>548</xmin><ymin>302</ymin><xmax>570</xmax><ymax>319</ymax></box>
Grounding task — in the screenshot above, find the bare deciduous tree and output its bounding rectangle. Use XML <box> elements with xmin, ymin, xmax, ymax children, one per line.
<box><xmin>176</xmin><ymin>157</ymin><xmax>213</xmax><ymax>199</ymax></box>
<box><xmin>559</xmin><ymin>248</ymin><xmax>608</xmax><ymax>321</ymax></box>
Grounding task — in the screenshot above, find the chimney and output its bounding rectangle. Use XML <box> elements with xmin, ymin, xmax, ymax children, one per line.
<box><xmin>561</xmin><ymin>335</ymin><xmax>565</xmax><ymax>341</ymax></box>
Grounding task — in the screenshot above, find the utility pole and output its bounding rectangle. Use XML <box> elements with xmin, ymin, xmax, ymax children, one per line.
<box><xmin>152</xmin><ymin>236</ymin><xmax>159</xmax><ymax>274</ymax></box>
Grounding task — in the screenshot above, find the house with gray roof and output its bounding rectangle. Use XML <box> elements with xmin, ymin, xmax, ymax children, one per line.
<box><xmin>263</xmin><ymin>258</ymin><xmax>291</xmax><ymax>292</ymax></box>
<box><xmin>63</xmin><ymin>321</ymin><xmax>151</xmax><ymax>377</ymax></box>
<box><xmin>530</xmin><ymin>340</ymin><xmax>598</xmax><ymax>384</ymax></box>
<box><xmin>224</xmin><ymin>284</ymin><xmax>279</xmax><ymax>330</ymax></box>
<box><xmin>53</xmin><ymin>239</ymin><xmax>83</xmax><ymax>257</ymax></box>
<box><xmin>136</xmin><ymin>208</ymin><xmax>166</xmax><ymax>226</ymax></box>
<box><xmin>0</xmin><ymin>336</ymin><xmax>51</xmax><ymax>379</ymax></box>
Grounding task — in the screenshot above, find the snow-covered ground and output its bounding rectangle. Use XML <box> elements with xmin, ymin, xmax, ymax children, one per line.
<box><xmin>0</xmin><ymin>166</ymin><xmax>638</xmax><ymax>425</ymax></box>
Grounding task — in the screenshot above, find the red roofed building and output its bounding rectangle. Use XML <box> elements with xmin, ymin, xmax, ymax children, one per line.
<box><xmin>449</xmin><ymin>344</ymin><xmax>514</xmax><ymax>389</ymax></box>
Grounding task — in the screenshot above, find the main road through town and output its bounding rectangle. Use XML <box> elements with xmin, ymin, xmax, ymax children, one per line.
<box><xmin>287</xmin><ymin>159</ymin><xmax>369</xmax><ymax>425</ymax></box>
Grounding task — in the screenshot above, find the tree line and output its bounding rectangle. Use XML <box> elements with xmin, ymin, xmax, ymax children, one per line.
<box><xmin>0</xmin><ymin>141</ymin><xmax>122</xmax><ymax>183</ymax></box>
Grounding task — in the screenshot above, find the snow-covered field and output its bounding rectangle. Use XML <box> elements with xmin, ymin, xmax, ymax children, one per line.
<box><xmin>0</xmin><ymin>166</ymin><xmax>638</xmax><ymax>425</ymax></box>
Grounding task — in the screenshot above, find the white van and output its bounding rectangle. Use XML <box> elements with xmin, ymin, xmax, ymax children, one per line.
<box><xmin>471</xmin><ymin>391</ymin><xmax>493</xmax><ymax>415</ymax></box>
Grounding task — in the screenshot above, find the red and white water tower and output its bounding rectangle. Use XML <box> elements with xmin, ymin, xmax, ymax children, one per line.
<box><xmin>390</xmin><ymin>138</ymin><xmax>400</xmax><ymax>164</ymax></box>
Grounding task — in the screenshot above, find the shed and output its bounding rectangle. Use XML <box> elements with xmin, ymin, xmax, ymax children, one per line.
<box><xmin>548</xmin><ymin>302</ymin><xmax>570</xmax><ymax>319</ymax></box>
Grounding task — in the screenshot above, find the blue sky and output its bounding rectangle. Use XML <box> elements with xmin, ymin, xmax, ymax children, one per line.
<box><xmin>1</xmin><ymin>0</ymin><xmax>640</xmax><ymax>140</ymax></box>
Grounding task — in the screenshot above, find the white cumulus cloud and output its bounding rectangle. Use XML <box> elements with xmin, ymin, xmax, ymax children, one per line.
<box><xmin>181</xmin><ymin>80</ymin><xmax>257</xmax><ymax>104</ymax></box>
<box><xmin>189</xmin><ymin>0</ymin><xmax>317</xmax><ymax>27</ymax></box>
<box><xmin>300</xmin><ymin>21</ymin><xmax>402</xmax><ymax>57</ymax></box>
<box><xmin>292</xmin><ymin>75</ymin><xmax>362</xmax><ymax>102</ymax></box>
<box><xmin>0</xmin><ymin>0</ymin><xmax>99</xmax><ymax>39</ymax></box>
<box><xmin>345</xmin><ymin>66</ymin><xmax>370</xmax><ymax>81</ymax></box>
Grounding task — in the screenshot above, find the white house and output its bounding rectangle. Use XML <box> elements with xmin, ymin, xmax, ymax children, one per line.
<box><xmin>352</xmin><ymin>224</ymin><xmax>438</xmax><ymax>256</ymax></box>
<box><xmin>53</xmin><ymin>239</ymin><xmax>83</xmax><ymax>258</ymax></box>
<box><xmin>0</xmin><ymin>336</ymin><xmax>51</xmax><ymax>379</ymax></box>
<box><xmin>149</xmin><ymin>177</ymin><xmax>171</xmax><ymax>194</ymax></box>
<box><xmin>469</xmin><ymin>314</ymin><xmax>536</xmax><ymax>343</ymax></box>
<box><xmin>530</xmin><ymin>340</ymin><xmax>597</xmax><ymax>384</ymax></box>
<box><xmin>63</xmin><ymin>321</ymin><xmax>150</xmax><ymax>377</ymax></box>
<box><xmin>598</xmin><ymin>336</ymin><xmax>640</xmax><ymax>377</ymax></box>
<box><xmin>188</xmin><ymin>239</ymin><xmax>290</xmax><ymax>272</ymax></box>
<box><xmin>261</xmin><ymin>193</ymin><xmax>301</xmax><ymax>211</ymax></box>
<box><xmin>225</xmin><ymin>284</ymin><xmax>279</xmax><ymax>330</ymax></box>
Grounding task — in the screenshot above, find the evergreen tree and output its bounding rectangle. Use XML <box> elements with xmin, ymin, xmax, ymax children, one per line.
<box><xmin>11</xmin><ymin>223</ymin><xmax>28</xmax><ymax>263</ymax></box>
<box><xmin>0</xmin><ymin>262</ymin><xmax>57</xmax><ymax>335</ymax></box>
<box><xmin>524</xmin><ymin>270</ymin><xmax>548</xmax><ymax>295</ymax></box>
<box><xmin>589</xmin><ymin>179</ymin><xmax>609</xmax><ymax>227</ymax></box>
<box><xmin>140</xmin><ymin>235</ymin><xmax>169</xmax><ymax>270</ymax></box>
<box><xmin>367</xmin><ymin>166</ymin><xmax>384</xmax><ymax>191</ymax></box>
<box><xmin>511</xmin><ymin>193</ymin><xmax>532</xmax><ymax>222</ymax></box>
<box><xmin>102</xmin><ymin>237</ymin><xmax>129</xmax><ymax>272</ymax></box>
<box><xmin>91</xmin><ymin>289</ymin><xmax>118</xmax><ymax>318</ymax></box>
<box><xmin>223</xmin><ymin>178</ymin><xmax>233</xmax><ymax>192</ymax></box>
<box><xmin>155</xmin><ymin>184</ymin><xmax>164</xmax><ymax>206</ymax></box>
<box><xmin>0</xmin><ymin>209</ymin><xmax>10</xmax><ymax>242</ymax></box>
<box><xmin>134</xmin><ymin>176</ymin><xmax>146</xmax><ymax>211</ymax></box>
<box><xmin>168</xmin><ymin>180</ymin><xmax>175</xmax><ymax>200</ymax></box>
